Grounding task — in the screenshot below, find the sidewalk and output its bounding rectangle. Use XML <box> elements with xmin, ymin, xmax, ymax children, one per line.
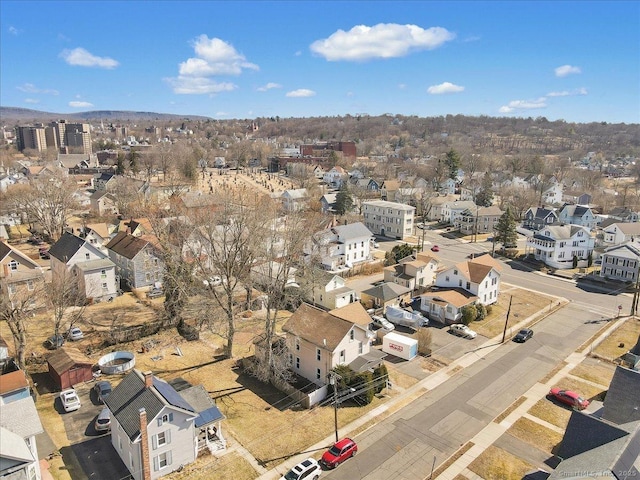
<box><xmin>255</xmin><ymin>297</ymin><xmax>572</xmax><ymax>480</ymax></box>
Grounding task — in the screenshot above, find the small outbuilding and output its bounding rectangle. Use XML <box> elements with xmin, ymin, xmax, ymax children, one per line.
<box><xmin>47</xmin><ymin>347</ymin><xmax>94</xmax><ymax>390</ymax></box>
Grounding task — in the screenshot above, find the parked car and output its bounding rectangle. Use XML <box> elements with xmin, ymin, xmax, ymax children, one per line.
<box><xmin>146</xmin><ymin>287</ymin><xmax>164</xmax><ymax>299</ymax></box>
<box><xmin>45</xmin><ymin>334</ymin><xmax>65</xmax><ymax>350</ymax></box>
<box><xmin>94</xmin><ymin>407</ymin><xmax>111</xmax><ymax>432</ymax></box>
<box><xmin>67</xmin><ymin>327</ymin><xmax>84</xmax><ymax>341</ymax></box>
<box><xmin>370</xmin><ymin>315</ymin><xmax>395</xmax><ymax>331</ymax></box>
<box><xmin>60</xmin><ymin>389</ymin><xmax>81</xmax><ymax>412</ymax></box>
<box><xmin>513</xmin><ymin>328</ymin><xmax>533</xmax><ymax>343</ymax></box>
<box><xmin>548</xmin><ymin>388</ymin><xmax>590</xmax><ymax>410</ymax></box>
<box><xmin>39</xmin><ymin>248</ymin><xmax>50</xmax><ymax>259</ymax></box>
<box><xmin>449</xmin><ymin>324</ymin><xmax>477</xmax><ymax>339</ymax></box>
<box><xmin>203</xmin><ymin>275</ymin><xmax>223</xmax><ymax>287</ymax></box>
<box><xmin>320</xmin><ymin>438</ymin><xmax>358</xmax><ymax>468</ymax></box>
<box><xmin>279</xmin><ymin>458</ymin><xmax>321</xmax><ymax>480</ymax></box>
<box><xmin>431</xmin><ymin>245</ymin><xmax>440</xmax><ymax>252</ymax></box>
<box><xmin>94</xmin><ymin>380</ymin><xmax>112</xmax><ymax>404</ymax></box>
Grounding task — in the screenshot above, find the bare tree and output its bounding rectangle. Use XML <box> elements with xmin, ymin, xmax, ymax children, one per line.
<box><xmin>47</xmin><ymin>269</ymin><xmax>87</xmax><ymax>339</ymax></box>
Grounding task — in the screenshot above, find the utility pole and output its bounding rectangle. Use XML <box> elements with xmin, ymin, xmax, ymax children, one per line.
<box><xmin>329</xmin><ymin>371</ymin><xmax>341</xmax><ymax>442</ymax></box>
<box><xmin>501</xmin><ymin>295</ymin><xmax>513</xmax><ymax>343</ymax></box>
<box><xmin>631</xmin><ymin>270</ymin><xmax>640</xmax><ymax>316</ymax></box>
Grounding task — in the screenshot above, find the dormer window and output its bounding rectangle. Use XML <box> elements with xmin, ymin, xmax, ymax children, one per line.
<box><xmin>8</xmin><ymin>260</ymin><xmax>18</xmax><ymax>271</ymax></box>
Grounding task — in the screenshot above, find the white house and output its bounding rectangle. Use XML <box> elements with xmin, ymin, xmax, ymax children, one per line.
<box><xmin>383</xmin><ymin>252</ymin><xmax>439</xmax><ymax>291</ymax></box>
<box><xmin>310</xmin><ymin>273</ymin><xmax>358</xmax><ymax>310</ymax></box>
<box><xmin>602</xmin><ymin>223</ymin><xmax>640</xmax><ymax>246</ymax></box>
<box><xmin>558</xmin><ymin>204</ymin><xmax>597</xmax><ymax>229</ymax></box>
<box><xmin>305</xmin><ymin>222</ymin><xmax>374</xmax><ymax>272</ymax></box>
<box><xmin>362</xmin><ymin>200</ymin><xmax>415</xmax><ymax>240</ymax></box>
<box><xmin>439</xmin><ymin>178</ymin><xmax>457</xmax><ymax>195</ymax></box>
<box><xmin>105</xmin><ymin>370</ymin><xmax>226</xmax><ymax>480</ymax></box>
<box><xmin>600</xmin><ymin>241</ymin><xmax>640</xmax><ymax>283</ymax></box>
<box><xmin>322</xmin><ymin>166</ymin><xmax>347</xmax><ymax>187</ymax></box>
<box><xmin>282</xmin><ymin>303</ymin><xmax>377</xmax><ymax>388</ymax></box>
<box><xmin>426</xmin><ymin>194</ymin><xmax>459</xmax><ymax>222</ymax></box>
<box><xmin>281</xmin><ymin>188</ymin><xmax>309</xmax><ymax>212</ymax></box>
<box><xmin>0</xmin><ymin>396</ymin><xmax>44</xmax><ymax>480</ymax></box>
<box><xmin>526</xmin><ymin>225</ymin><xmax>595</xmax><ymax>269</ymax></box>
<box><xmin>434</xmin><ymin>254</ymin><xmax>502</xmax><ymax>305</ymax></box>
<box><xmin>541</xmin><ymin>183</ymin><xmax>564</xmax><ymax>205</ymax></box>
<box><xmin>48</xmin><ymin>232</ymin><xmax>118</xmax><ymax>302</ymax></box>
<box><xmin>419</xmin><ymin>289</ymin><xmax>478</xmax><ymax>324</ymax></box>
<box><xmin>442</xmin><ymin>200</ymin><xmax>478</xmax><ymax>228</ymax></box>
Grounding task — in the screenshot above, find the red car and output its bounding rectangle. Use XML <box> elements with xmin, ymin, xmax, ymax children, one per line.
<box><xmin>548</xmin><ymin>388</ymin><xmax>590</xmax><ymax>410</ymax></box>
<box><xmin>431</xmin><ymin>245</ymin><xmax>440</xmax><ymax>252</ymax></box>
<box><xmin>320</xmin><ymin>438</ymin><xmax>357</xmax><ymax>468</ymax></box>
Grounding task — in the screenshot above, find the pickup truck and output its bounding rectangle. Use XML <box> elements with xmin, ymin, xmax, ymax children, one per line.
<box><xmin>385</xmin><ymin>305</ymin><xmax>428</xmax><ymax>329</ymax></box>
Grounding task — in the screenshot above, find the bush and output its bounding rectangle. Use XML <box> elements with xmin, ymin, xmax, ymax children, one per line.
<box><xmin>373</xmin><ymin>364</ymin><xmax>388</xmax><ymax>394</ymax></box>
<box><xmin>415</xmin><ymin>327</ymin><xmax>433</xmax><ymax>356</ymax></box>
<box><xmin>461</xmin><ymin>305</ymin><xmax>477</xmax><ymax>325</ymax></box>
<box><xmin>475</xmin><ymin>304</ymin><xmax>487</xmax><ymax>321</ymax></box>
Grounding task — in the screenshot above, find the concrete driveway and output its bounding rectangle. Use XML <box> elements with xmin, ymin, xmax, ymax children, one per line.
<box><xmin>56</xmin><ymin>383</ymin><xmax>129</xmax><ymax>480</ymax></box>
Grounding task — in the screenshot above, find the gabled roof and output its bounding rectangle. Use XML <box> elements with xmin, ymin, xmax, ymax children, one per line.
<box><xmin>47</xmin><ymin>347</ymin><xmax>93</xmax><ymax>373</ymax></box>
<box><xmin>0</xmin><ymin>425</ymin><xmax>34</xmax><ymax>467</ymax></box>
<box><xmin>348</xmin><ymin>349</ymin><xmax>387</xmax><ymax>372</ymax></box>
<box><xmin>603</xmin><ymin>241</ymin><xmax>640</xmax><ymax>259</ymax></box>
<box><xmin>535</xmin><ymin>225</ymin><xmax>590</xmax><ymax>241</ymax></box>
<box><xmin>283</xmin><ymin>188</ymin><xmax>308</xmax><ymax>199</ymax></box>
<box><xmin>178</xmin><ymin>385</ymin><xmax>225</xmax><ymax>428</ymax></box>
<box><xmin>469</xmin><ymin>253</ymin><xmax>503</xmax><ymax>272</ymax></box>
<box><xmin>526</xmin><ymin>206</ymin><xmax>557</xmax><ymax>219</ymax></box>
<box><xmin>329</xmin><ymin>301</ymin><xmax>372</xmax><ymax>326</ymax></box>
<box><xmin>361</xmin><ymin>282</ymin><xmax>411</xmax><ymax>301</ymax></box>
<box><xmin>0</xmin><ymin>369</ymin><xmax>29</xmax><ymax>395</ymax></box>
<box><xmin>48</xmin><ymin>232</ymin><xmax>89</xmax><ymax>262</ymax></box>
<box><xmin>104</xmin><ymin>370</ymin><xmax>196</xmax><ymax>441</ymax></box>
<box><xmin>441</xmin><ymin>257</ymin><xmax>499</xmax><ymax>284</ymax></box>
<box><xmin>420</xmin><ymin>288</ymin><xmax>478</xmax><ymax>308</ymax></box>
<box><xmin>602</xmin><ymin>366</ymin><xmax>640</xmax><ymax>425</ymax></box>
<box><xmin>0</xmin><ymin>396</ymin><xmax>43</xmax><ymax>439</ymax></box>
<box><xmin>85</xmin><ymin>222</ymin><xmax>111</xmax><ymax>239</ymax></box>
<box><xmin>0</xmin><ymin>241</ymin><xmax>41</xmax><ymax>269</ymax></box>
<box><xmin>106</xmin><ymin>231</ymin><xmax>150</xmax><ymax>259</ymax></box>
<box><xmin>613</xmin><ymin>223</ymin><xmax>640</xmax><ymax>236</ymax></box>
<box><xmin>331</xmin><ymin>222</ymin><xmax>373</xmax><ymax>240</ymax></box>
<box><xmin>282</xmin><ymin>303</ymin><xmax>359</xmax><ymax>351</ymax></box>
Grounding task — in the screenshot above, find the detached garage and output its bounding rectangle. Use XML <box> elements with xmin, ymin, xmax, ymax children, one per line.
<box><xmin>47</xmin><ymin>347</ymin><xmax>94</xmax><ymax>390</ymax></box>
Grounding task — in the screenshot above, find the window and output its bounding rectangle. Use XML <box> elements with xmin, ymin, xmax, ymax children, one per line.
<box><xmin>316</xmin><ymin>348</ymin><xmax>321</xmax><ymax>361</ymax></box>
<box><xmin>295</xmin><ymin>338</ymin><xmax>300</xmax><ymax>351</ymax></box>
<box><xmin>157</xmin><ymin>413</ymin><xmax>174</xmax><ymax>426</ymax></box>
<box><xmin>339</xmin><ymin>350</ymin><xmax>345</xmax><ymax>362</ymax></box>
<box><xmin>27</xmin><ymin>280</ymin><xmax>34</xmax><ymax>291</ymax></box>
<box><xmin>458</xmin><ymin>279</ymin><xmax>462</xmax><ymax>287</ymax></box>
<box><xmin>8</xmin><ymin>260</ymin><xmax>18</xmax><ymax>271</ymax></box>
<box><xmin>85</xmin><ymin>253</ymin><xmax>90</xmax><ymax>260</ymax></box>
<box><xmin>7</xmin><ymin>284</ymin><xmax>16</xmax><ymax>295</ymax></box>
<box><xmin>358</xmin><ymin>342</ymin><xmax>363</xmax><ymax>354</ymax></box>
<box><xmin>467</xmin><ymin>282</ymin><xmax>471</xmax><ymax>290</ymax></box>
<box><xmin>102</xmin><ymin>283</ymin><xmax>108</xmax><ymax>289</ymax></box>
<box><xmin>154</xmin><ymin>451</ymin><xmax>172</xmax><ymax>471</ymax></box>
<box><xmin>349</xmin><ymin>330</ymin><xmax>355</xmax><ymax>341</ymax></box>
<box><xmin>296</xmin><ymin>357</ymin><xmax>300</xmax><ymax>369</ymax></box>
<box><xmin>153</xmin><ymin>430</ymin><xmax>170</xmax><ymax>449</ymax></box>
<box><xmin>316</xmin><ymin>368</ymin><xmax>321</xmax><ymax>380</ymax></box>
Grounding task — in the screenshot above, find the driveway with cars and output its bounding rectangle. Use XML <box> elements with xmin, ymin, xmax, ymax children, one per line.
<box><xmin>57</xmin><ymin>383</ymin><xmax>129</xmax><ymax>479</ymax></box>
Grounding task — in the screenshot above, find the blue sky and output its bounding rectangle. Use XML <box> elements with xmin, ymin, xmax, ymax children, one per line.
<box><xmin>1</xmin><ymin>1</ymin><xmax>638</xmax><ymax>124</ymax></box>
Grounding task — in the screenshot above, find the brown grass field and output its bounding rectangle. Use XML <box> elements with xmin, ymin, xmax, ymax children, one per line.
<box><xmin>468</xmin><ymin>445</ymin><xmax>535</xmax><ymax>480</ymax></box>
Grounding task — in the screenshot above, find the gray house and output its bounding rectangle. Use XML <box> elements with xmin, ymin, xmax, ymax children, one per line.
<box><xmin>106</xmin><ymin>232</ymin><xmax>164</xmax><ymax>290</ymax></box>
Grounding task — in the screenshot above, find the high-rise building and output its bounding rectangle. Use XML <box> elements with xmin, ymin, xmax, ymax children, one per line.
<box><xmin>15</xmin><ymin>125</ymin><xmax>48</xmax><ymax>152</ymax></box>
<box><xmin>16</xmin><ymin>120</ymin><xmax>92</xmax><ymax>154</ymax></box>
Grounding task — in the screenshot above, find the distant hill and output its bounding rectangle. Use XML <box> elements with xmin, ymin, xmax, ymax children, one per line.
<box><xmin>0</xmin><ymin>106</ymin><xmax>212</xmax><ymax>123</ymax></box>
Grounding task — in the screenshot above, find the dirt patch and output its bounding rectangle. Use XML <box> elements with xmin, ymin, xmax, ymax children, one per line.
<box><xmin>468</xmin><ymin>445</ymin><xmax>535</xmax><ymax>480</ymax></box>
<box><xmin>506</xmin><ymin>417</ymin><xmax>563</xmax><ymax>453</ymax></box>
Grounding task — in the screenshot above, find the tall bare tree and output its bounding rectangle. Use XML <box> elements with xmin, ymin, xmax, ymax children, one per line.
<box><xmin>47</xmin><ymin>269</ymin><xmax>87</xmax><ymax>339</ymax></box>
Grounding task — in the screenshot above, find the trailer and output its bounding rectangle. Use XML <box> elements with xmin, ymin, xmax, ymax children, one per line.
<box><xmin>385</xmin><ymin>305</ymin><xmax>428</xmax><ymax>329</ymax></box>
<box><xmin>382</xmin><ymin>332</ymin><xmax>418</xmax><ymax>361</ymax></box>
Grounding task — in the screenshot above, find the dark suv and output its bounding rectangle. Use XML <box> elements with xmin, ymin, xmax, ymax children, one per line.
<box><xmin>513</xmin><ymin>328</ymin><xmax>534</xmax><ymax>343</ymax></box>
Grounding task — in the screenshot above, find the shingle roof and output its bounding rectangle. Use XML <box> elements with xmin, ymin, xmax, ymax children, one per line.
<box><xmin>73</xmin><ymin>258</ymin><xmax>115</xmax><ymax>272</ymax></box>
<box><xmin>361</xmin><ymin>282</ymin><xmax>412</xmax><ymax>301</ymax></box>
<box><xmin>104</xmin><ymin>370</ymin><xmax>195</xmax><ymax>441</ymax></box>
<box><xmin>469</xmin><ymin>253</ymin><xmax>503</xmax><ymax>272</ymax></box>
<box><xmin>0</xmin><ymin>369</ymin><xmax>29</xmax><ymax>395</ymax></box>
<box><xmin>0</xmin><ymin>241</ymin><xmax>40</xmax><ymax>268</ymax></box>
<box><xmin>48</xmin><ymin>232</ymin><xmax>86</xmax><ymax>262</ymax></box>
<box><xmin>0</xmin><ymin>396</ymin><xmax>43</xmax><ymax>439</ymax></box>
<box><xmin>616</xmin><ymin>223</ymin><xmax>640</xmax><ymax>236</ymax></box>
<box><xmin>332</xmin><ymin>222</ymin><xmax>373</xmax><ymax>240</ymax></box>
<box><xmin>282</xmin><ymin>303</ymin><xmax>356</xmax><ymax>351</ymax></box>
<box><xmin>47</xmin><ymin>347</ymin><xmax>93</xmax><ymax>374</ymax></box>
<box><xmin>329</xmin><ymin>301</ymin><xmax>372</xmax><ymax>326</ymax></box>
<box><xmin>420</xmin><ymin>289</ymin><xmax>477</xmax><ymax>308</ymax></box>
<box><xmin>602</xmin><ymin>366</ymin><xmax>640</xmax><ymax>425</ymax></box>
<box><xmin>106</xmin><ymin>231</ymin><xmax>149</xmax><ymax>259</ymax></box>
<box><xmin>0</xmin><ymin>425</ymin><xmax>34</xmax><ymax>465</ymax></box>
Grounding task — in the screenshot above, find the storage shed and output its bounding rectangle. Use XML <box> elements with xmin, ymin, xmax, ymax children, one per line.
<box><xmin>47</xmin><ymin>347</ymin><xmax>94</xmax><ymax>390</ymax></box>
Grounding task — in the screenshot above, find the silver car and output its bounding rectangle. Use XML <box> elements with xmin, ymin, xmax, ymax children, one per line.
<box><xmin>95</xmin><ymin>407</ymin><xmax>111</xmax><ymax>432</ymax></box>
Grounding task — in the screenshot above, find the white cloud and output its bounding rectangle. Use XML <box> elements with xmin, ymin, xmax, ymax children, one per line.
<box><xmin>547</xmin><ymin>87</ymin><xmax>588</xmax><ymax>97</ymax></box>
<box><xmin>8</xmin><ymin>26</ymin><xmax>19</xmax><ymax>35</ymax></box>
<box><xmin>427</xmin><ymin>82</ymin><xmax>464</xmax><ymax>94</ymax></box>
<box><xmin>257</xmin><ymin>82</ymin><xmax>282</xmax><ymax>92</ymax></box>
<box><xmin>555</xmin><ymin>64</ymin><xmax>581</xmax><ymax>77</ymax></box>
<box><xmin>17</xmin><ymin>83</ymin><xmax>59</xmax><ymax>95</ymax></box>
<box><xmin>69</xmin><ymin>101</ymin><xmax>94</xmax><ymax>108</ymax></box>
<box><xmin>499</xmin><ymin>97</ymin><xmax>547</xmax><ymax>114</ymax></box>
<box><xmin>310</xmin><ymin>23</ymin><xmax>455</xmax><ymax>61</ymax></box>
<box><xmin>169</xmin><ymin>35</ymin><xmax>257</xmax><ymax>95</ymax></box>
<box><xmin>286</xmin><ymin>89</ymin><xmax>316</xmax><ymax>98</ymax></box>
<box><xmin>165</xmin><ymin>76</ymin><xmax>237</xmax><ymax>95</ymax></box>
<box><xmin>60</xmin><ymin>47</ymin><xmax>119</xmax><ymax>69</ymax></box>
<box><xmin>24</xmin><ymin>98</ymin><xmax>39</xmax><ymax>104</ymax></box>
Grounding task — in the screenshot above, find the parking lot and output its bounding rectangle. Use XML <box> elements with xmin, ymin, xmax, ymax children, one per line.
<box><xmin>55</xmin><ymin>383</ymin><xmax>129</xmax><ymax>479</ymax></box>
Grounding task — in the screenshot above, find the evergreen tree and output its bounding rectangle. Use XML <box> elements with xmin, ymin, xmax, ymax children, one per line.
<box><xmin>116</xmin><ymin>153</ymin><xmax>126</xmax><ymax>175</ymax></box>
<box><xmin>128</xmin><ymin>150</ymin><xmax>139</xmax><ymax>175</ymax></box>
<box><xmin>475</xmin><ymin>172</ymin><xmax>494</xmax><ymax>207</ymax></box>
<box><xmin>444</xmin><ymin>149</ymin><xmax>461</xmax><ymax>180</ymax></box>
<box><xmin>334</xmin><ymin>185</ymin><xmax>353</xmax><ymax>215</ymax></box>
<box><xmin>494</xmin><ymin>206</ymin><xmax>518</xmax><ymax>248</ymax></box>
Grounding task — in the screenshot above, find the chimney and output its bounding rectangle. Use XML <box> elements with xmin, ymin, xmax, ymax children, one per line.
<box><xmin>143</xmin><ymin>371</ymin><xmax>153</xmax><ymax>388</ymax></box>
<box><xmin>138</xmin><ymin>408</ymin><xmax>151</xmax><ymax>480</ymax></box>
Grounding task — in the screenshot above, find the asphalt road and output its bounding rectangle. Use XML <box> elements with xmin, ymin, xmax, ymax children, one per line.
<box><xmin>323</xmin><ymin>302</ymin><xmax>610</xmax><ymax>480</ymax></box>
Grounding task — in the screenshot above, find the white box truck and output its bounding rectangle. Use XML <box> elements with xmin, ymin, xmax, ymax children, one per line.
<box><xmin>382</xmin><ymin>332</ymin><xmax>418</xmax><ymax>361</ymax></box>
<box><xmin>385</xmin><ymin>305</ymin><xmax>428</xmax><ymax>329</ymax></box>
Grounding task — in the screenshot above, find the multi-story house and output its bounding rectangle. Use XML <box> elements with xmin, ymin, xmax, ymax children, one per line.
<box><xmin>0</xmin><ymin>397</ymin><xmax>44</xmax><ymax>480</ymax></box>
<box><xmin>419</xmin><ymin>289</ymin><xmax>478</xmax><ymax>324</ymax></box>
<box><xmin>106</xmin><ymin>232</ymin><xmax>164</xmax><ymax>290</ymax></box>
<box><xmin>434</xmin><ymin>254</ymin><xmax>502</xmax><ymax>305</ymax></box>
<box><xmin>305</xmin><ymin>222</ymin><xmax>373</xmax><ymax>271</ymax></box>
<box><xmin>362</xmin><ymin>200</ymin><xmax>415</xmax><ymax>240</ymax></box>
<box><xmin>426</xmin><ymin>194</ymin><xmax>459</xmax><ymax>222</ymax></box>
<box><xmin>0</xmin><ymin>241</ymin><xmax>46</xmax><ymax>309</ymax></box>
<box><xmin>82</xmin><ymin>223</ymin><xmax>115</xmax><ymax>253</ymax></box>
<box><xmin>281</xmin><ymin>188</ymin><xmax>309</xmax><ymax>212</ymax></box>
<box><xmin>383</xmin><ymin>252</ymin><xmax>439</xmax><ymax>291</ymax></box>
<box><xmin>541</xmin><ymin>182</ymin><xmax>564</xmax><ymax>205</ymax></box>
<box><xmin>90</xmin><ymin>190</ymin><xmax>119</xmax><ymax>216</ymax></box>
<box><xmin>608</xmin><ymin>206</ymin><xmax>639</xmax><ymax>223</ymax></box>
<box><xmin>599</xmin><ymin>241</ymin><xmax>640</xmax><ymax>283</ymax></box>
<box><xmin>282</xmin><ymin>303</ymin><xmax>375</xmax><ymax>388</ymax></box>
<box><xmin>558</xmin><ymin>204</ymin><xmax>597</xmax><ymax>229</ymax></box>
<box><xmin>48</xmin><ymin>232</ymin><xmax>118</xmax><ymax>302</ymax></box>
<box><xmin>442</xmin><ymin>200</ymin><xmax>478</xmax><ymax>228</ymax></box>
<box><xmin>322</xmin><ymin>166</ymin><xmax>347</xmax><ymax>188</ymax></box>
<box><xmin>105</xmin><ymin>370</ymin><xmax>226</xmax><ymax>480</ymax></box>
<box><xmin>380</xmin><ymin>180</ymin><xmax>400</xmax><ymax>202</ymax></box>
<box><xmin>522</xmin><ymin>207</ymin><xmax>558</xmax><ymax>231</ymax></box>
<box><xmin>94</xmin><ymin>172</ymin><xmax>116</xmax><ymax>191</ymax></box>
<box><xmin>459</xmin><ymin>205</ymin><xmax>504</xmax><ymax>235</ymax></box>
<box><xmin>309</xmin><ymin>273</ymin><xmax>358</xmax><ymax>310</ymax></box>
<box><xmin>602</xmin><ymin>223</ymin><xmax>640</xmax><ymax>246</ymax></box>
<box><xmin>526</xmin><ymin>225</ymin><xmax>595</xmax><ymax>269</ymax></box>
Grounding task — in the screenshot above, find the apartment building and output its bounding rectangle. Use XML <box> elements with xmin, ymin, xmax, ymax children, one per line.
<box><xmin>362</xmin><ymin>200</ymin><xmax>415</xmax><ymax>240</ymax></box>
<box><xmin>15</xmin><ymin>120</ymin><xmax>92</xmax><ymax>154</ymax></box>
